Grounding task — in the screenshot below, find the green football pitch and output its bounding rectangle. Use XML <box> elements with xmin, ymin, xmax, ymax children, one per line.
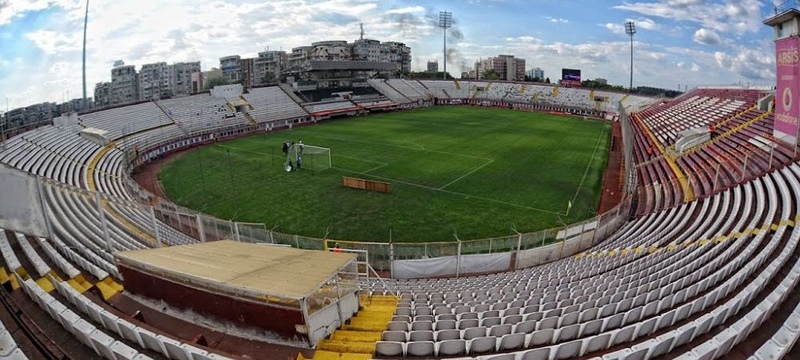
<box><xmin>159</xmin><ymin>106</ymin><xmax>611</xmax><ymax>242</ymax></box>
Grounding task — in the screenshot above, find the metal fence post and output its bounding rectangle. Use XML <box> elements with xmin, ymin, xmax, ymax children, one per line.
<box><xmin>196</xmin><ymin>214</ymin><xmax>206</xmax><ymax>243</ymax></box>
<box><xmin>35</xmin><ymin>177</ymin><xmax>57</xmax><ymax>241</ymax></box>
<box><xmin>150</xmin><ymin>205</ymin><xmax>162</xmax><ymax>248</ymax></box>
<box><xmin>456</xmin><ymin>240</ymin><xmax>462</xmax><ymax>278</ymax></box>
<box><xmin>95</xmin><ymin>192</ymin><xmax>113</xmax><ymax>252</ymax></box>
<box><xmin>389</xmin><ymin>242</ymin><xmax>395</xmax><ymax>279</ymax></box>
<box><xmin>515</xmin><ymin>233</ymin><xmax>523</xmax><ymax>270</ymax></box>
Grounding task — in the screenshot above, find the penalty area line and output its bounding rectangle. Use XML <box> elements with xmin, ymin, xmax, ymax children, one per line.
<box><xmin>438</xmin><ymin>159</ymin><xmax>495</xmax><ymax>190</ymax></box>
<box><xmin>333</xmin><ymin>166</ymin><xmax>563</xmax><ymax>214</ymax></box>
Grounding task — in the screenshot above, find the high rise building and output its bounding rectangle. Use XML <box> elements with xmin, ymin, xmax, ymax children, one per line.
<box><xmin>476</xmin><ymin>55</ymin><xmax>526</xmax><ymax>81</ymax></box>
<box><xmin>94</xmin><ymin>82</ymin><xmax>111</xmax><ymax>108</ymax></box>
<box><xmin>220</xmin><ymin>55</ymin><xmax>243</xmax><ymax>84</ymax></box>
<box><xmin>171</xmin><ymin>61</ymin><xmax>201</xmax><ymax>95</ymax></box>
<box><xmin>535</xmin><ymin>67</ymin><xmax>544</xmax><ymax>81</ymax></box>
<box><xmin>138</xmin><ymin>62</ymin><xmax>172</xmax><ymax>101</ymax></box>
<box><xmin>527</xmin><ymin>67</ymin><xmax>544</xmax><ymax>81</ymax></box>
<box><xmin>288</xmin><ymin>39</ymin><xmax>410</xmax><ymax>75</ymax></box>
<box><xmin>252</xmin><ymin>51</ymin><xmax>287</xmax><ymax>86</ymax></box>
<box><xmin>352</xmin><ymin>39</ymin><xmax>381</xmax><ymax>62</ymax></box>
<box><xmin>110</xmin><ymin>64</ymin><xmax>138</xmax><ymax>105</ymax></box>
<box><xmin>381</xmin><ymin>41</ymin><xmax>411</xmax><ymax>73</ymax></box>
<box><xmin>289</xmin><ymin>46</ymin><xmax>312</xmax><ymax>73</ymax></box>
<box><xmin>427</xmin><ymin>60</ymin><xmax>439</xmax><ymax>73</ymax></box>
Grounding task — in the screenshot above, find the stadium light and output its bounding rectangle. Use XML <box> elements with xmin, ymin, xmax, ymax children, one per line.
<box><xmin>82</xmin><ymin>0</ymin><xmax>90</xmax><ymax>111</ymax></box>
<box><xmin>439</xmin><ymin>11</ymin><xmax>452</xmax><ymax>81</ymax></box>
<box><xmin>625</xmin><ymin>21</ymin><xmax>636</xmax><ymax>92</ymax></box>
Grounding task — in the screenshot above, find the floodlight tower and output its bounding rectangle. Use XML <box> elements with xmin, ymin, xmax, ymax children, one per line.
<box><xmin>82</xmin><ymin>0</ymin><xmax>90</xmax><ymax>111</ymax></box>
<box><xmin>439</xmin><ymin>11</ymin><xmax>452</xmax><ymax>80</ymax></box>
<box><xmin>625</xmin><ymin>21</ymin><xmax>636</xmax><ymax>92</ymax></box>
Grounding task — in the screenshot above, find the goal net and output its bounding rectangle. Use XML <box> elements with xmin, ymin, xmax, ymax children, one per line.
<box><xmin>288</xmin><ymin>144</ymin><xmax>331</xmax><ymax>171</ymax></box>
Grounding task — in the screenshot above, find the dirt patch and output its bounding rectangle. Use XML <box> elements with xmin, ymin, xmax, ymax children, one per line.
<box><xmin>131</xmin><ymin>150</ymin><xmax>190</xmax><ymax>199</ymax></box>
<box><xmin>598</xmin><ymin>121</ymin><xmax>624</xmax><ymax>214</ymax></box>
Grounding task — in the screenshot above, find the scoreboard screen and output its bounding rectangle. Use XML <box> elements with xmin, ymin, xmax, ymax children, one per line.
<box><xmin>561</xmin><ymin>68</ymin><xmax>581</xmax><ymax>86</ymax></box>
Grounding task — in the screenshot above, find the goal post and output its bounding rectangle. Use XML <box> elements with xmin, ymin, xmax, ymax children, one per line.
<box><xmin>288</xmin><ymin>143</ymin><xmax>331</xmax><ymax>171</ymax></box>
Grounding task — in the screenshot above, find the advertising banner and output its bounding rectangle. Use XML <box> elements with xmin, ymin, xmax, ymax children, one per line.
<box><xmin>775</xmin><ymin>36</ymin><xmax>800</xmax><ymax>145</ymax></box>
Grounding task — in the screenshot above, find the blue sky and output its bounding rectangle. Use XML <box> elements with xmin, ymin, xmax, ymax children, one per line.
<box><xmin>0</xmin><ymin>0</ymin><xmax>781</xmax><ymax>110</ymax></box>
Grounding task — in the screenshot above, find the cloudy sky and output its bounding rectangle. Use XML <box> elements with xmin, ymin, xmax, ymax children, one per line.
<box><xmin>0</xmin><ymin>0</ymin><xmax>783</xmax><ymax>110</ymax></box>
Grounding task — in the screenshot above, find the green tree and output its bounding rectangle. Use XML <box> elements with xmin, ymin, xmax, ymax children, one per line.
<box><xmin>482</xmin><ymin>69</ymin><xmax>499</xmax><ymax>80</ymax></box>
<box><xmin>204</xmin><ymin>77</ymin><xmax>229</xmax><ymax>90</ymax></box>
<box><xmin>545</xmin><ymin>77</ymin><xmax>550</xmax><ymax>84</ymax></box>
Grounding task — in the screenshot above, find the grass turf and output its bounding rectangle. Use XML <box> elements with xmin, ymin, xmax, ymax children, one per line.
<box><xmin>159</xmin><ymin>106</ymin><xmax>611</xmax><ymax>242</ymax></box>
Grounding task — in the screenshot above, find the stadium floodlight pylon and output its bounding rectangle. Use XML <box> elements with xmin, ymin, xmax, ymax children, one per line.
<box><xmin>287</xmin><ymin>144</ymin><xmax>331</xmax><ymax>172</ymax></box>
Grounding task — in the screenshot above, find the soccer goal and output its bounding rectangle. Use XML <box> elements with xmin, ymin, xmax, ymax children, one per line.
<box><xmin>288</xmin><ymin>143</ymin><xmax>331</xmax><ymax>171</ymax></box>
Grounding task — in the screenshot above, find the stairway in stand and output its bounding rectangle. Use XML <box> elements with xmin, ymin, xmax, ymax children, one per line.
<box><xmin>299</xmin><ymin>294</ymin><xmax>398</xmax><ymax>360</ymax></box>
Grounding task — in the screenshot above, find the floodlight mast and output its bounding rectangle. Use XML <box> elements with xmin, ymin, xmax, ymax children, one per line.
<box><xmin>82</xmin><ymin>0</ymin><xmax>90</xmax><ymax>111</ymax></box>
<box><xmin>439</xmin><ymin>11</ymin><xmax>452</xmax><ymax>81</ymax></box>
<box><xmin>625</xmin><ymin>21</ymin><xmax>636</xmax><ymax>92</ymax></box>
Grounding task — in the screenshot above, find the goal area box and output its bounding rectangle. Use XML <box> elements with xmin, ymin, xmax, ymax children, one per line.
<box><xmin>114</xmin><ymin>240</ymin><xmax>360</xmax><ymax>345</ymax></box>
<box><xmin>288</xmin><ymin>144</ymin><xmax>331</xmax><ymax>172</ymax></box>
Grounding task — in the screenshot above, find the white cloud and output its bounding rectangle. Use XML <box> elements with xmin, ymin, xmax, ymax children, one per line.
<box><xmin>25</xmin><ymin>30</ymin><xmax>83</xmax><ymax>53</ymax></box>
<box><xmin>713</xmin><ymin>45</ymin><xmax>773</xmax><ymax>80</ymax></box>
<box><xmin>547</xmin><ymin>17</ymin><xmax>569</xmax><ymax>24</ymax></box>
<box><xmin>691</xmin><ymin>63</ymin><xmax>701</xmax><ymax>72</ymax></box>
<box><xmin>604</xmin><ymin>18</ymin><xmax>659</xmax><ymax>35</ymax></box>
<box><xmin>633</xmin><ymin>18</ymin><xmax>659</xmax><ymax>31</ymax></box>
<box><xmin>604</xmin><ymin>23</ymin><xmax>625</xmax><ymax>35</ymax></box>
<box><xmin>615</xmin><ymin>0</ymin><xmax>763</xmax><ymax>34</ymax></box>
<box><xmin>0</xmin><ymin>0</ymin><xmax>77</xmax><ymax>26</ymax></box>
<box><xmin>386</xmin><ymin>6</ymin><xmax>425</xmax><ymax>15</ymax></box>
<box><xmin>693</xmin><ymin>28</ymin><xmax>722</xmax><ymax>45</ymax></box>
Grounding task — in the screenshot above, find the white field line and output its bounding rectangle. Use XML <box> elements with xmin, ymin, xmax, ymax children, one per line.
<box><xmin>218</xmin><ymin>136</ymin><xmax>562</xmax><ymax>214</ymax></box>
<box><xmin>570</xmin><ymin>124</ymin><xmax>609</xmax><ymax>208</ymax></box>
<box><xmin>333</xmin><ymin>166</ymin><xmax>562</xmax><ymax>214</ymax></box>
<box><xmin>215</xmin><ymin>144</ymin><xmax>269</xmax><ymax>155</ymax></box>
<box><xmin>297</xmin><ymin>131</ymin><xmax>491</xmax><ymax>161</ymax></box>
<box><xmin>439</xmin><ymin>159</ymin><xmax>495</xmax><ymax>190</ymax></box>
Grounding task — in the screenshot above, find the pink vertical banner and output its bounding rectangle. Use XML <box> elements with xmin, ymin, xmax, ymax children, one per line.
<box><xmin>775</xmin><ymin>36</ymin><xmax>800</xmax><ymax>145</ymax></box>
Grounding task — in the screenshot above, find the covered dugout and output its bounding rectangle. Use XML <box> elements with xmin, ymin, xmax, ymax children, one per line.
<box><xmin>115</xmin><ymin>240</ymin><xmax>360</xmax><ymax>345</ymax></box>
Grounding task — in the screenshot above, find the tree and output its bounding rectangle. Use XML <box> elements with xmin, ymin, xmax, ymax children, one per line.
<box><xmin>260</xmin><ymin>72</ymin><xmax>276</xmax><ymax>85</ymax></box>
<box><xmin>545</xmin><ymin>77</ymin><xmax>550</xmax><ymax>84</ymax></box>
<box><xmin>204</xmin><ymin>77</ymin><xmax>229</xmax><ymax>90</ymax></box>
<box><xmin>482</xmin><ymin>69</ymin><xmax>499</xmax><ymax>80</ymax></box>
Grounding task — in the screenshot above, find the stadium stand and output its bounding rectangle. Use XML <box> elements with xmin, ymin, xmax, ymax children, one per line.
<box><xmin>386</xmin><ymin>79</ymin><xmax>427</xmax><ymax>101</ymax></box>
<box><xmin>78</xmin><ymin>102</ymin><xmax>174</xmax><ymax>140</ymax></box>
<box><xmin>2</xmin><ymin>82</ymin><xmax>798</xmax><ymax>360</ymax></box>
<box><xmin>302</xmin><ymin>100</ymin><xmax>359</xmax><ymax>116</ymax></box>
<box><xmin>367</xmin><ymin>79</ymin><xmax>412</xmax><ymax>103</ymax></box>
<box><xmin>158</xmin><ymin>95</ymin><xmax>249</xmax><ymax>134</ymax></box>
<box><xmin>241</xmin><ymin>86</ymin><xmax>309</xmax><ymax>123</ymax></box>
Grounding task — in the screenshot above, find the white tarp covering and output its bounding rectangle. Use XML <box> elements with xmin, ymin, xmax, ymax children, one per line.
<box><xmin>210</xmin><ymin>84</ymin><xmax>243</xmax><ymax>99</ymax></box>
<box><xmin>458</xmin><ymin>252</ymin><xmax>511</xmax><ymax>274</ymax></box>
<box><xmin>0</xmin><ymin>165</ymin><xmax>48</xmax><ymax>238</ymax></box>
<box><xmin>80</xmin><ymin>127</ymin><xmax>110</xmax><ymax>146</ymax></box>
<box><xmin>392</xmin><ymin>252</ymin><xmax>511</xmax><ymax>279</ymax></box>
<box><xmin>516</xmin><ymin>243</ymin><xmax>563</xmax><ymax>269</ymax></box>
<box><xmin>393</xmin><ymin>256</ymin><xmax>457</xmax><ymax>279</ymax></box>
